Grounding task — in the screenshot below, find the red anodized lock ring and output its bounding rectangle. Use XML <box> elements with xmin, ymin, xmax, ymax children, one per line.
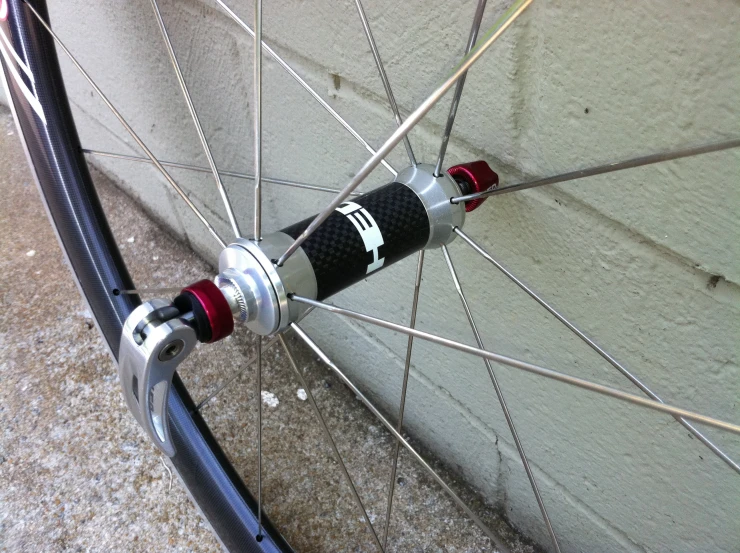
<box><xmin>180</xmin><ymin>280</ymin><xmax>234</xmax><ymax>343</ymax></box>
<box><xmin>447</xmin><ymin>160</ymin><xmax>499</xmax><ymax>212</ymax></box>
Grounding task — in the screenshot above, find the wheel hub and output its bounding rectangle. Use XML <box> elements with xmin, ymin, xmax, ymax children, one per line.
<box><xmin>118</xmin><ymin>161</ymin><xmax>497</xmax><ymax>455</ymax></box>
<box><xmin>213</xmin><ymin>162</ymin><xmax>497</xmax><ymax>336</ymax></box>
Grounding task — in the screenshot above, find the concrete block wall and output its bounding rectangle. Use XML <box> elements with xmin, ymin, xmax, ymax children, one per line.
<box><xmin>7</xmin><ymin>0</ymin><xmax>738</xmax><ymax>551</ymax></box>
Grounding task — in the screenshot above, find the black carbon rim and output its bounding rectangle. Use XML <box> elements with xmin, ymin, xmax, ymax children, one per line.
<box><xmin>1</xmin><ymin>1</ymin><xmax>292</xmax><ymax>551</ymax></box>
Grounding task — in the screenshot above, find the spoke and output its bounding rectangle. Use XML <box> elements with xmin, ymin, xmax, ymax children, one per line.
<box><xmin>279</xmin><ymin>335</ymin><xmax>385</xmax><ymax>553</ymax></box>
<box><xmin>381</xmin><ymin>249</ymin><xmax>424</xmax><ymax>548</ymax></box>
<box><xmin>290</xmin><ymin>296</ymin><xmax>740</xmax><ymax>435</ymax></box>
<box><xmin>115</xmin><ymin>286</ymin><xmax>185</xmax><ymax>296</ymax></box>
<box><xmin>256</xmin><ymin>337</ymin><xmax>264</xmax><ymax>537</ymax></box>
<box><xmin>452</xmin><ymin>138</ymin><xmax>740</xmax><ymax>203</ymax></box>
<box><xmin>454</xmin><ymin>228</ymin><xmax>740</xmax><ymax>474</ymax></box>
<box><xmin>193</xmin><ymin>336</ymin><xmax>280</xmax><ymax>412</ymax></box>
<box><xmin>253</xmin><ymin>0</ymin><xmax>263</xmax><ymax>240</ymax></box>
<box><xmin>290</xmin><ymin>323</ymin><xmax>510</xmax><ymax>552</ymax></box>
<box><xmin>277</xmin><ymin>0</ymin><xmax>533</xmax><ymax>267</ymax></box>
<box><xmin>433</xmin><ymin>0</ymin><xmax>487</xmax><ymax>176</ymax></box>
<box><xmin>442</xmin><ymin>245</ymin><xmax>561</xmax><ymax>553</ymax></box>
<box><xmin>215</xmin><ymin>0</ymin><xmax>396</xmax><ymax>177</ymax></box>
<box><xmin>82</xmin><ymin>149</ymin><xmax>359</xmax><ymax>196</ymax></box>
<box><xmin>352</xmin><ymin>0</ymin><xmax>416</xmax><ymax>166</ymax></box>
<box><xmin>150</xmin><ymin>0</ymin><xmax>241</xmax><ymax>239</ymax></box>
<box><xmin>25</xmin><ymin>2</ymin><xmax>226</xmax><ymax>249</ymax></box>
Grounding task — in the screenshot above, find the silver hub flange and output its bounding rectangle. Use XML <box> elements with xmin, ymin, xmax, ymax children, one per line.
<box><xmin>216</xmin><ymin>233</ymin><xmax>317</xmax><ymax>336</ymax></box>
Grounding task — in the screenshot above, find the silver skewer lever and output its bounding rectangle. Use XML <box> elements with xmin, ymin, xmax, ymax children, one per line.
<box><xmin>119</xmin><ymin>300</ymin><xmax>198</xmax><ymax>456</ymax></box>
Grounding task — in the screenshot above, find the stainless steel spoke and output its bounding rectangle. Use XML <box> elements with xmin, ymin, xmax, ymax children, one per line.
<box><xmin>452</xmin><ymin>138</ymin><xmax>740</xmax><ymax>203</ymax></box>
<box><xmin>253</xmin><ymin>0</ymin><xmax>263</xmax><ymax>241</ymax></box>
<box><xmin>277</xmin><ymin>0</ymin><xmax>533</xmax><ymax>267</ymax></box>
<box><xmin>442</xmin><ymin>245</ymin><xmax>561</xmax><ymax>553</ymax></box>
<box><xmin>290</xmin><ymin>296</ymin><xmax>740</xmax><ymax>435</ymax></box>
<box><xmin>381</xmin><ymin>249</ymin><xmax>424</xmax><ymax>548</ymax></box>
<box><xmin>454</xmin><ymin>228</ymin><xmax>740</xmax><ymax>474</ymax></box>
<box><xmin>150</xmin><ymin>0</ymin><xmax>242</xmax><ymax>239</ymax></box>
<box><xmin>116</xmin><ymin>286</ymin><xmax>185</xmax><ymax>296</ymax></box>
<box><xmin>290</xmin><ymin>323</ymin><xmax>510</xmax><ymax>552</ymax></box>
<box><xmin>433</xmin><ymin>0</ymin><xmax>487</xmax><ymax>176</ymax></box>
<box><xmin>352</xmin><ymin>0</ymin><xmax>416</xmax><ymax>166</ymax></box>
<box><xmin>215</xmin><ymin>0</ymin><xmax>397</xmax><ymax>177</ymax></box>
<box><xmin>25</xmin><ymin>2</ymin><xmax>227</xmax><ymax>249</ymax></box>
<box><xmin>193</xmin><ymin>336</ymin><xmax>280</xmax><ymax>412</ymax></box>
<box><xmin>82</xmin><ymin>149</ymin><xmax>359</xmax><ymax>196</ymax></box>
<box><xmin>279</xmin><ymin>335</ymin><xmax>385</xmax><ymax>553</ymax></box>
<box><xmin>256</xmin><ymin>337</ymin><xmax>264</xmax><ymax>537</ymax></box>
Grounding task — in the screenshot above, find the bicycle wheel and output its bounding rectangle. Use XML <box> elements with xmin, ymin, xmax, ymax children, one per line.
<box><xmin>2</xmin><ymin>0</ymin><xmax>738</xmax><ymax>551</ymax></box>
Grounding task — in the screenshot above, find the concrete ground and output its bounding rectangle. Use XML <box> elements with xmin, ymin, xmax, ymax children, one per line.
<box><xmin>0</xmin><ymin>106</ymin><xmax>538</xmax><ymax>552</ymax></box>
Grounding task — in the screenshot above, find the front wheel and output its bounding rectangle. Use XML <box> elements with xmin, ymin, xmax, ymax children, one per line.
<box><xmin>3</xmin><ymin>0</ymin><xmax>739</xmax><ymax>551</ymax></box>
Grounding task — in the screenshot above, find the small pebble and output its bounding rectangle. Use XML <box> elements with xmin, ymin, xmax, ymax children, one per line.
<box><xmin>261</xmin><ymin>390</ymin><xmax>279</xmax><ymax>407</ymax></box>
<box><xmin>127</xmin><ymin>236</ymin><xmax>135</xmax><ymax>243</ymax></box>
<box><xmin>296</xmin><ymin>389</ymin><xmax>307</xmax><ymax>401</ymax></box>
<box><xmin>26</xmin><ymin>250</ymin><xmax>36</xmax><ymax>257</ymax></box>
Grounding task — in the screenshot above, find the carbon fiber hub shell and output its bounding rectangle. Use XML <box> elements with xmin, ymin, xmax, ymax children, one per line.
<box><xmin>282</xmin><ymin>182</ymin><xmax>429</xmax><ymax>299</ymax></box>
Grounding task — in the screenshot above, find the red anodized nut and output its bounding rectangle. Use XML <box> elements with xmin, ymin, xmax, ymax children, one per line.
<box><xmin>181</xmin><ymin>280</ymin><xmax>234</xmax><ymax>343</ymax></box>
<box><xmin>447</xmin><ymin>160</ymin><xmax>499</xmax><ymax>212</ymax></box>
